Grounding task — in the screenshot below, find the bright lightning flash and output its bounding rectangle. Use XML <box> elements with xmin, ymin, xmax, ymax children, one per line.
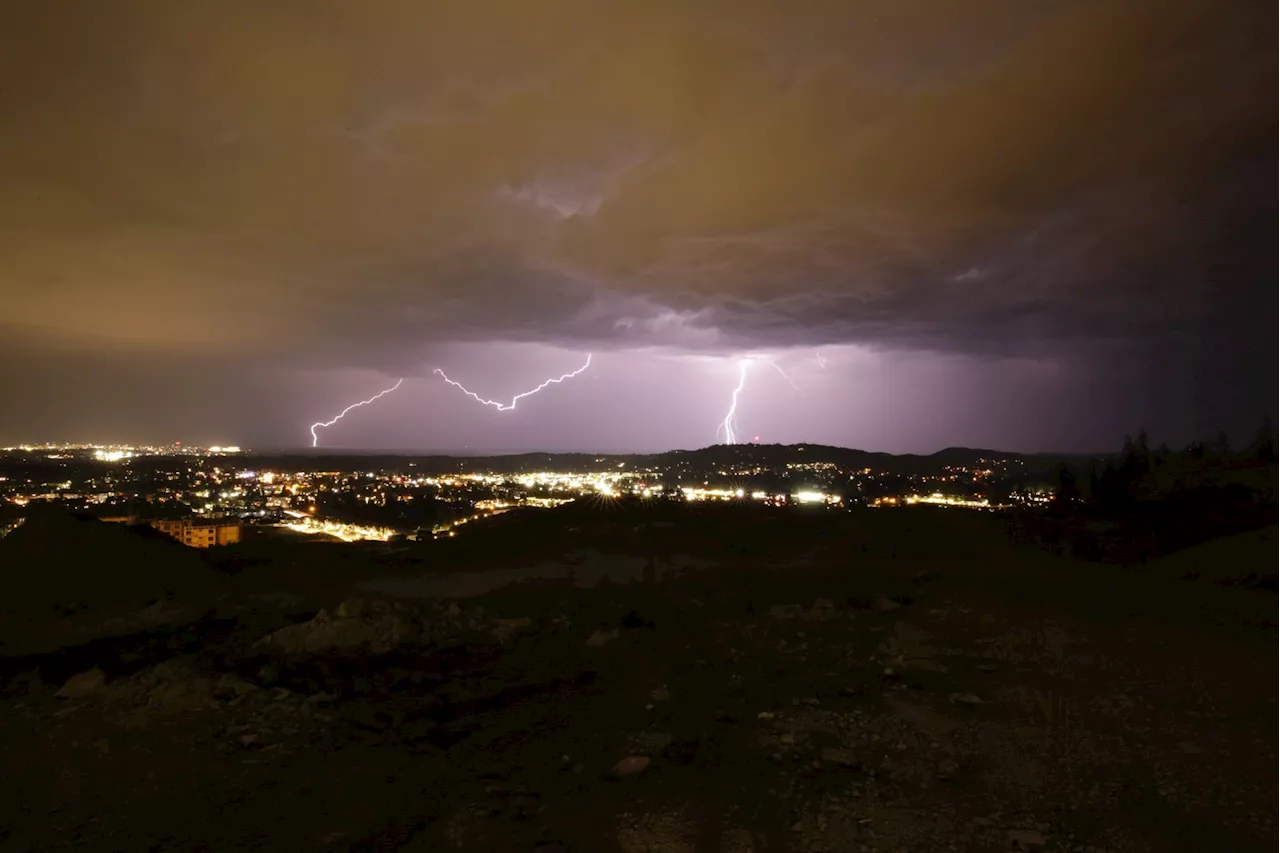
<box><xmin>717</xmin><ymin>359</ymin><xmax>750</xmax><ymax>445</ymax></box>
<box><xmin>435</xmin><ymin>354</ymin><xmax>592</xmax><ymax>411</ymax></box>
<box><xmin>816</xmin><ymin>350</ymin><xmax>827</xmax><ymax>368</ymax></box>
<box><xmin>310</xmin><ymin>378</ymin><xmax>404</xmax><ymax>447</ymax></box>
<box><xmin>716</xmin><ymin>355</ymin><xmax>805</xmax><ymax>444</ymax></box>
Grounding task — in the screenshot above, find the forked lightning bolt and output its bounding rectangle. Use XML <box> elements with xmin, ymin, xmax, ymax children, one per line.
<box><xmin>435</xmin><ymin>354</ymin><xmax>592</xmax><ymax>411</ymax></box>
<box><xmin>717</xmin><ymin>359</ymin><xmax>750</xmax><ymax>445</ymax></box>
<box><xmin>717</xmin><ymin>356</ymin><xmax>803</xmax><ymax>444</ymax></box>
<box><xmin>310</xmin><ymin>378</ymin><xmax>404</xmax><ymax>447</ymax></box>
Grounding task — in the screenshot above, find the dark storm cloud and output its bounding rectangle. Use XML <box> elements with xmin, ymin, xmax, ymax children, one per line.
<box><xmin>0</xmin><ymin>0</ymin><xmax>1272</xmax><ymax>448</ymax></box>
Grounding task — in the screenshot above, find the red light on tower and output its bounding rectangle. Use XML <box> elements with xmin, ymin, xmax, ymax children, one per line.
<box><xmin>174</xmin><ymin>441</ymin><xmax>182</xmax><ymax>447</ymax></box>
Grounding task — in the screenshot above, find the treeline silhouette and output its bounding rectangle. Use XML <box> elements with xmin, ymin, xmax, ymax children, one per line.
<box><xmin>1035</xmin><ymin>420</ymin><xmax>1277</xmax><ymax>565</ymax></box>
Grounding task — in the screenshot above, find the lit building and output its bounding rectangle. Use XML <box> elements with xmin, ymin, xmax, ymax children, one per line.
<box><xmin>150</xmin><ymin>518</ymin><xmax>242</xmax><ymax>548</ymax></box>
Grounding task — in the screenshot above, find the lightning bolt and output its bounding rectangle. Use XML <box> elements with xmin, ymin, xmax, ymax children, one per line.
<box><xmin>310</xmin><ymin>378</ymin><xmax>404</xmax><ymax>447</ymax></box>
<box><xmin>717</xmin><ymin>359</ymin><xmax>750</xmax><ymax>445</ymax></box>
<box><xmin>816</xmin><ymin>350</ymin><xmax>827</xmax><ymax>368</ymax></box>
<box><xmin>435</xmin><ymin>354</ymin><xmax>592</xmax><ymax>411</ymax></box>
<box><xmin>767</xmin><ymin>360</ymin><xmax>802</xmax><ymax>393</ymax></box>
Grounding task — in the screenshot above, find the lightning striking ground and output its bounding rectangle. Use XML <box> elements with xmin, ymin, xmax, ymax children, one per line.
<box><xmin>310</xmin><ymin>377</ymin><xmax>404</xmax><ymax>447</ymax></box>
<box><xmin>717</xmin><ymin>359</ymin><xmax>750</xmax><ymax>445</ymax></box>
<box><xmin>434</xmin><ymin>354</ymin><xmax>592</xmax><ymax>411</ymax></box>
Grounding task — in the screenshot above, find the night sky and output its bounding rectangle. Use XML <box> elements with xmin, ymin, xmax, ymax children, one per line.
<box><xmin>2</xmin><ymin>1</ymin><xmax>1274</xmax><ymax>453</ymax></box>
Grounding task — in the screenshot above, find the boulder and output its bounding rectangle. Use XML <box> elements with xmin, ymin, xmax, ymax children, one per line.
<box><xmin>492</xmin><ymin>616</ymin><xmax>534</xmax><ymax>642</ymax></box>
<box><xmin>873</xmin><ymin>595</ymin><xmax>901</xmax><ymax>613</ymax></box>
<box><xmin>335</xmin><ymin>598</ymin><xmax>366</xmax><ymax>619</ymax></box>
<box><xmin>587</xmin><ymin>628</ymin><xmax>620</xmax><ymax>647</ymax></box>
<box><xmin>255</xmin><ymin>602</ymin><xmax>419</xmax><ymax>655</ymax></box>
<box><xmin>57</xmin><ymin>667</ymin><xmax>106</xmax><ymax>699</ymax></box>
<box><xmin>611</xmin><ymin>755</ymin><xmax>651</xmax><ymax>778</ymax></box>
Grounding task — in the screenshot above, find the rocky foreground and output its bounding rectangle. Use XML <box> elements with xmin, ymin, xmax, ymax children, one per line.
<box><xmin>2</xmin><ymin>538</ymin><xmax>1277</xmax><ymax>852</ymax></box>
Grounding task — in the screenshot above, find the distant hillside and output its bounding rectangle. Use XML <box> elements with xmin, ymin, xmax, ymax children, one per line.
<box><xmin>242</xmin><ymin>443</ymin><xmax>1076</xmax><ymax>477</ymax></box>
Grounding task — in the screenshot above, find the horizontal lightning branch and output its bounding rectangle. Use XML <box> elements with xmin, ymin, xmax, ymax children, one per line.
<box><xmin>434</xmin><ymin>354</ymin><xmax>593</xmax><ymax>411</ymax></box>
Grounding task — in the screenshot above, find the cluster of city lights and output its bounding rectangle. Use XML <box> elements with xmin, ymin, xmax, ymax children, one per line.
<box><xmin>2</xmin><ymin>443</ymin><xmax>243</xmax><ymax>458</ymax></box>
<box><xmin>872</xmin><ymin>493</ymin><xmax>1011</xmax><ymax>510</ymax></box>
<box><xmin>279</xmin><ymin>510</ymin><xmax>397</xmax><ymax>543</ymax></box>
<box><xmin>680</xmin><ymin>486</ymin><xmax>843</xmax><ymax>506</ymax></box>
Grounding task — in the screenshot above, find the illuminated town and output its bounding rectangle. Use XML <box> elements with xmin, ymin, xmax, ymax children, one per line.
<box><xmin>0</xmin><ymin>442</ymin><xmax>1060</xmax><ymax>545</ymax></box>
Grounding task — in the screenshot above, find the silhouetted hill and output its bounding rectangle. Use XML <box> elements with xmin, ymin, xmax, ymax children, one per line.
<box><xmin>1147</xmin><ymin>526</ymin><xmax>1277</xmax><ymax>590</ymax></box>
<box><xmin>239</xmin><ymin>443</ymin><xmax>1076</xmax><ymax>477</ymax></box>
<box><xmin>0</xmin><ymin>506</ymin><xmax>218</xmax><ymax>653</ymax></box>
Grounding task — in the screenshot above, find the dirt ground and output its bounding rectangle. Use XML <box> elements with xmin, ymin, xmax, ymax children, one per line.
<box><xmin>2</xmin><ymin>509</ymin><xmax>1275</xmax><ymax>852</ymax></box>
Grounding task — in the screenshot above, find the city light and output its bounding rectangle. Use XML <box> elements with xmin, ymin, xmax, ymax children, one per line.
<box><xmin>3</xmin><ymin>442</ymin><xmax>1048</xmax><ymax>543</ymax></box>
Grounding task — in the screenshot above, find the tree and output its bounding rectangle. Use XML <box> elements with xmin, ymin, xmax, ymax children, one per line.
<box><xmin>1251</xmin><ymin>416</ymin><xmax>1276</xmax><ymax>462</ymax></box>
<box><xmin>1214</xmin><ymin>431</ymin><xmax>1231</xmax><ymax>455</ymax></box>
<box><xmin>1120</xmin><ymin>430</ymin><xmax>1148</xmax><ymax>479</ymax></box>
<box><xmin>1052</xmin><ymin>465</ymin><xmax>1080</xmax><ymax>510</ymax></box>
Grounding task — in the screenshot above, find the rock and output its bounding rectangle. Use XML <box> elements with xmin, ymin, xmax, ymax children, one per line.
<box><xmin>492</xmin><ymin>616</ymin><xmax>534</xmax><ymax>642</ymax></box>
<box><xmin>820</xmin><ymin>747</ymin><xmax>858</xmax><ymax>767</ymax></box>
<box><xmin>651</xmin><ymin>684</ymin><xmax>671</xmax><ymax>703</ymax></box>
<box><xmin>335</xmin><ymin>598</ymin><xmax>366</xmax><ymax>619</ymax></box>
<box><xmin>874</xmin><ymin>596</ymin><xmax>901</xmax><ymax>613</ymax></box>
<box><xmin>214</xmin><ymin>674</ymin><xmax>259</xmax><ymax>700</ymax></box>
<box><xmin>808</xmin><ymin>598</ymin><xmax>836</xmax><ymax>619</ymax></box>
<box><xmin>1007</xmin><ymin>828</ymin><xmax>1048</xmax><ymax>848</ymax></box>
<box><xmin>757</xmin><ymin>711</ymin><xmax>776</xmax><ymax>720</ymax></box>
<box><xmin>779</xmin><ymin>732</ymin><xmax>795</xmax><ymax>745</ymax></box>
<box><xmin>768</xmin><ymin>604</ymin><xmax>803</xmax><ymax>620</ymax></box>
<box><xmin>977</xmin><ymin>664</ymin><xmax>997</xmax><ymax>673</ymax></box>
<box><xmin>238</xmin><ymin>734</ymin><xmax>260</xmax><ymax>747</ymax></box>
<box><xmin>950</xmin><ymin>692</ymin><xmax>985</xmax><ymax>705</ymax></box>
<box><xmin>913</xmin><ymin>570</ymin><xmax>935</xmax><ymax>582</ymax></box>
<box><xmin>256</xmin><ymin>606</ymin><xmax>417</xmax><ymax>656</ymax></box>
<box><xmin>611</xmin><ymin>755</ymin><xmax>651</xmax><ymax>778</ymax></box>
<box><xmin>587</xmin><ymin>628</ymin><xmax>620</xmax><ymax>647</ymax></box>
<box><xmin>57</xmin><ymin>667</ymin><xmax>106</xmax><ymax>699</ymax></box>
